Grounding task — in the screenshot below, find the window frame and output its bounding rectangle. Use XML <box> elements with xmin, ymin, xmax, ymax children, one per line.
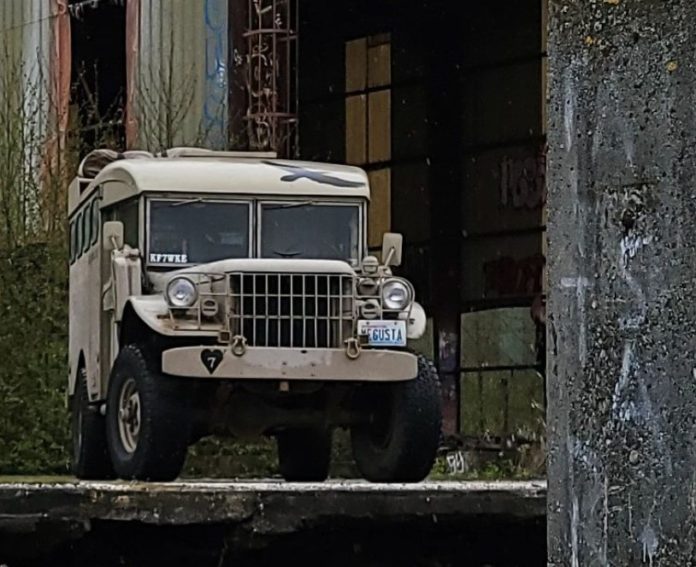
<box><xmin>90</xmin><ymin>198</ymin><xmax>100</xmax><ymax>247</ymax></box>
<box><xmin>69</xmin><ymin>220</ymin><xmax>77</xmax><ymax>264</ymax></box>
<box><xmin>82</xmin><ymin>205</ymin><xmax>91</xmax><ymax>255</ymax></box>
<box><xmin>75</xmin><ymin>210</ymin><xmax>84</xmax><ymax>260</ymax></box>
<box><xmin>145</xmin><ymin>196</ymin><xmax>254</xmax><ymax>269</ymax></box>
<box><xmin>257</xmin><ymin>199</ymin><xmax>365</xmax><ymax>266</ymax></box>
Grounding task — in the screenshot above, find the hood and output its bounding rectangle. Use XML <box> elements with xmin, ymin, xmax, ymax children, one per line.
<box><xmin>148</xmin><ymin>257</ymin><xmax>356</xmax><ymax>292</ymax></box>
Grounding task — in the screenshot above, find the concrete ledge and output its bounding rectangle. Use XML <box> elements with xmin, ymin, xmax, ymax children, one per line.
<box><xmin>0</xmin><ymin>479</ymin><xmax>545</xmax><ymax>529</ymax></box>
<box><xmin>0</xmin><ymin>479</ymin><xmax>546</xmax><ymax>564</ymax></box>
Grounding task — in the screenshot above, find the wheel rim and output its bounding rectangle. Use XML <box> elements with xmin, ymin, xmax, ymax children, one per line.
<box><xmin>117</xmin><ymin>377</ymin><xmax>141</xmax><ymax>454</ymax></box>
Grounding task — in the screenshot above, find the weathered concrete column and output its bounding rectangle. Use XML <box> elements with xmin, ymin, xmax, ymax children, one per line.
<box><xmin>547</xmin><ymin>1</ymin><xmax>696</xmax><ymax>565</ymax></box>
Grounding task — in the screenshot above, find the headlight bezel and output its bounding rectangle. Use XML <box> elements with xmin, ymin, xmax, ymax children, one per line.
<box><xmin>166</xmin><ymin>276</ymin><xmax>198</xmax><ymax>308</ymax></box>
<box><xmin>381</xmin><ymin>278</ymin><xmax>412</xmax><ymax>310</ymax></box>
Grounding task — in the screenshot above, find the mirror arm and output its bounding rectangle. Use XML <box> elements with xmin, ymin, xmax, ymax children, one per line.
<box><xmin>383</xmin><ymin>246</ymin><xmax>395</xmax><ymax>267</ymax></box>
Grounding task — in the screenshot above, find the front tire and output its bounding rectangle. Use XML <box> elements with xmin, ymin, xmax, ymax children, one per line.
<box><xmin>71</xmin><ymin>367</ymin><xmax>115</xmax><ymax>480</ymax></box>
<box><xmin>276</xmin><ymin>428</ymin><xmax>332</xmax><ymax>482</ymax></box>
<box><xmin>106</xmin><ymin>344</ymin><xmax>191</xmax><ymax>481</ymax></box>
<box><xmin>351</xmin><ymin>355</ymin><xmax>442</xmax><ymax>483</ymax></box>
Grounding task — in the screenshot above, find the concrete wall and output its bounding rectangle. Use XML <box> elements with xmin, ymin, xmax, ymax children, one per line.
<box><xmin>547</xmin><ymin>1</ymin><xmax>696</xmax><ymax>563</ymax></box>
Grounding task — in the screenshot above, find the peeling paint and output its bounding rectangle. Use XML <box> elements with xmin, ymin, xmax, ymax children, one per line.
<box><xmin>640</xmin><ymin>523</ymin><xmax>658</xmax><ymax>566</ymax></box>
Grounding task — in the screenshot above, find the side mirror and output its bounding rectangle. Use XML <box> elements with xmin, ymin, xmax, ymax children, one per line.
<box><xmin>381</xmin><ymin>232</ymin><xmax>403</xmax><ymax>267</ymax></box>
<box><xmin>103</xmin><ymin>221</ymin><xmax>124</xmax><ymax>251</ymax></box>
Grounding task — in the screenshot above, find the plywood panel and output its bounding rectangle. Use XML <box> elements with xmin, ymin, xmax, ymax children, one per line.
<box><xmin>345</xmin><ymin>37</ymin><xmax>367</xmax><ymax>94</ymax></box>
<box><xmin>460</xmin><ymin>369</ymin><xmax>544</xmax><ymax>438</ymax></box>
<box><xmin>367</xmin><ymin>168</ymin><xmax>391</xmax><ymax>248</ymax></box>
<box><xmin>460</xmin><ymin>308</ymin><xmax>537</xmax><ymax>368</ymax></box>
<box><xmin>462</xmin><ymin>143</ymin><xmax>545</xmax><ymax>235</ymax></box>
<box><xmin>345</xmin><ymin>95</ymin><xmax>367</xmax><ymax>165</ymax></box>
<box><xmin>368</xmin><ymin>89</ymin><xmax>391</xmax><ymax>163</ymax></box>
<box><xmin>461</xmin><ymin>233</ymin><xmax>545</xmax><ymax>303</ymax></box>
<box><xmin>368</xmin><ymin>42</ymin><xmax>391</xmax><ymax>88</ymax></box>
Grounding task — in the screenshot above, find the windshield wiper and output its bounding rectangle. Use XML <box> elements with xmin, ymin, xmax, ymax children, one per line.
<box><xmin>264</xmin><ymin>201</ymin><xmax>315</xmax><ymax>211</ymax></box>
<box><xmin>169</xmin><ymin>198</ymin><xmax>204</xmax><ymax>207</ymax></box>
<box><xmin>273</xmin><ymin>250</ymin><xmax>302</xmax><ymax>258</ymax></box>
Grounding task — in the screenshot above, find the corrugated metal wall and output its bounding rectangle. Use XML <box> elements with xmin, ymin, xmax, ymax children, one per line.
<box><xmin>0</xmin><ymin>0</ymin><xmax>54</xmax><ymax>140</ymax></box>
<box><xmin>0</xmin><ymin>0</ymin><xmax>70</xmax><ymax>235</ymax></box>
<box><xmin>127</xmin><ymin>0</ymin><xmax>229</xmax><ymax>150</ymax></box>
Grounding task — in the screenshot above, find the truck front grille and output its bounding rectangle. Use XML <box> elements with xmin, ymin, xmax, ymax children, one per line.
<box><xmin>228</xmin><ymin>273</ymin><xmax>355</xmax><ymax>348</ymax></box>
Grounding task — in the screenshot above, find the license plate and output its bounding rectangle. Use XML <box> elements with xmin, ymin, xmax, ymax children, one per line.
<box><xmin>358</xmin><ymin>320</ymin><xmax>407</xmax><ymax>347</ymax></box>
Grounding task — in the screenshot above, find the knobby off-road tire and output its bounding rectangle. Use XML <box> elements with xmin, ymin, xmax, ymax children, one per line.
<box><xmin>277</xmin><ymin>428</ymin><xmax>332</xmax><ymax>482</ymax></box>
<box><xmin>351</xmin><ymin>354</ymin><xmax>442</xmax><ymax>483</ymax></box>
<box><xmin>71</xmin><ymin>367</ymin><xmax>115</xmax><ymax>480</ymax></box>
<box><xmin>106</xmin><ymin>344</ymin><xmax>191</xmax><ymax>481</ymax></box>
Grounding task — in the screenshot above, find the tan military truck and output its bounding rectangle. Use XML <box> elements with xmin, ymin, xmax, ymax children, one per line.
<box><xmin>68</xmin><ymin>147</ymin><xmax>442</xmax><ymax>482</ymax></box>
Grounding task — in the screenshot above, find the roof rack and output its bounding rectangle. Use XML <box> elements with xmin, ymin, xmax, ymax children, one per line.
<box><xmin>162</xmin><ymin>147</ymin><xmax>278</xmax><ymax>159</ymax></box>
<box><xmin>77</xmin><ymin>147</ymin><xmax>279</xmax><ymax>179</ymax></box>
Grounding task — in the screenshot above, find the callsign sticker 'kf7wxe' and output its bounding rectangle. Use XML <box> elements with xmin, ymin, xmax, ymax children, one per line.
<box><xmin>149</xmin><ymin>253</ymin><xmax>188</xmax><ymax>264</ymax></box>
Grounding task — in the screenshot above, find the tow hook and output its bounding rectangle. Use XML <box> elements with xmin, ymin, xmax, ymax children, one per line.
<box><xmin>345</xmin><ymin>338</ymin><xmax>361</xmax><ymax>360</ymax></box>
<box><xmin>230</xmin><ymin>335</ymin><xmax>247</xmax><ymax>357</ymax></box>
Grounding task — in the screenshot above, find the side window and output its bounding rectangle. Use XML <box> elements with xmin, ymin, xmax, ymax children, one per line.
<box><xmin>91</xmin><ymin>199</ymin><xmax>100</xmax><ymax>246</ymax></box>
<box><xmin>104</xmin><ymin>199</ymin><xmax>140</xmax><ymax>248</ymax></box>
<box><xmin>75</xmin><ymin>211</ymin><xmax>83</xmax><ymax>260</ymax></box>
<box><xmin>120</xmin><ymin>200</ymin><xmax>139</xmax><ymax>248</ymax></box>
<box><xmin>69</xmin><ymin>220</ymin><xmax>77</xmax><ymax>263</ymax></box>
<box><xmin>82</xmin><ymin>205</ymin><xmax>91</xmax><ymax>254</ymax></box>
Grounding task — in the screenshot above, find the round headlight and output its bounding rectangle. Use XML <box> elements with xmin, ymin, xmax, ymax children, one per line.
<box><xmin>382</xmin><ymin>279</ymin><xmax>411</xmax><ymax>310</ymax></box>
<box><xmin>166</xmin><ymin>277</ymin><xmax>198</xmax><ymax>308</ymax></box>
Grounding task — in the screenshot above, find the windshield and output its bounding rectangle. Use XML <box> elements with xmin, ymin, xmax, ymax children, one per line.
<box><xmin>148</xmin><ymin>199</ymin><xmax>250</xmax><ymax>265</ymax></box>
<box><xmin>260</xmin><ymin>203</ymin><xmax>360</xmax><ymax>263</ymax></box>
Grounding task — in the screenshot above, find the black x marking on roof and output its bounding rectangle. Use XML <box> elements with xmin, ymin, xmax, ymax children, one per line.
<box><xmin>263</xmin><ymin>161</ymin><xmax>366</xmax><ymax>188</ymax></box>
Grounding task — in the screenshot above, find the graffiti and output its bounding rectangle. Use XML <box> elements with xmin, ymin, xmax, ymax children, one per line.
<box><xmin>483</xmin><ymin>254</ymin><xmax>545</xmax><ymax>298</ymax></box>
<box><xmin>500</xmin><ymin>146</ymin><xmax>547</xmax><ymax>210</ymax></box>
<box><xmin>446</xmin><ymin>451</ymin><xmax>467</xmax><ymax>475</ymax></box>
<box><xmin>204</xmin><ymin>0</ymin><xmax>228</xmax><ymax>149</ymax></box>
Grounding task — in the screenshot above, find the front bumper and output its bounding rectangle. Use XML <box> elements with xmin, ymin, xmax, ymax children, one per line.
<box><xmin>162</xmin><ymin>346</ymin><xmax>418</xmax><ymax>382</ymax></box>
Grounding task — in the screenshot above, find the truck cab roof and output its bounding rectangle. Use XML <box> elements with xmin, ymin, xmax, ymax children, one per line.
<box><xmin>68</xmin><ymin>148</ymin><xmax>370</xmax><ymax>216</ymax></box>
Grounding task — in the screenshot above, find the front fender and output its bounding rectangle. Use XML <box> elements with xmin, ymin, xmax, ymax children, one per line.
<box><xmin>125</xmin><ymin>296</ymin><xmax>217</xmax><ymax>337</ymax></box>
<box><xmin>406</xmin><ymin>301</ymin><xmax>427</xmax><ymax>340</ymax></box>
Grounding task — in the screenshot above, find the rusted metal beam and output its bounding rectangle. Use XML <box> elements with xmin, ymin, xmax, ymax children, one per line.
<box><xmin>244</xmin><ymin>0</ymin><xmax>298</xmax><ymax>157</ymax></box>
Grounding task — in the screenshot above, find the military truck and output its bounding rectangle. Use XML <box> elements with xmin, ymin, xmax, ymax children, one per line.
<box><xmin>68</xmin><ymin>147</ymin><xmax>442</xmax><ymax>482</ymax></box>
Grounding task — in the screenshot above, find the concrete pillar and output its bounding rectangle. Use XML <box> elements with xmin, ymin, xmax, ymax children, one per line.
<box><xmin>547</xmin><ymin>1</ymin><xmax>696</xmax><ymax>565</ymax></box>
